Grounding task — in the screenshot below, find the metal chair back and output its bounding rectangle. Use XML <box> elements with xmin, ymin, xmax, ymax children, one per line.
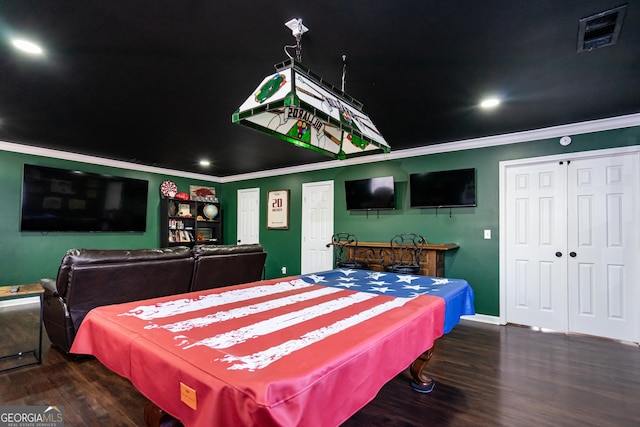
<box><xmin>389</xmin><ymin>232</ymin><xmax>426</xmax><ymax>274</ymax></box>
<box><xmin>328</xmin><ymin>232</ymin><xmax>368</xmax><ymax>269</ymax></box>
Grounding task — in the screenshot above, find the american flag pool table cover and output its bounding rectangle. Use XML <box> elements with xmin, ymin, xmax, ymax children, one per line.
<box><xmin>70</xmin><ymin>269</ymin><xmax>474</xmax><ymax>426</ymax></box>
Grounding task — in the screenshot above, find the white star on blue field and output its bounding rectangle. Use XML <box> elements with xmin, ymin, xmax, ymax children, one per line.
<box><xmin>304</xmin><ymin>274</ymin><xmax>327</xmax><ymax>283</ymax></box>
<box><xmin>369</xmin><ymin>286</ymin><xmax>393</xmax><ymax>293</ymax></box>
<box><xmin>403</xmin><ymin>284</ymin><xmax>429</xmax><ymax>291</ymax></box>
<box><xmin>395</xmin><ymin>274</ymin><xmax>419</xmax><ymax>284</ymax></box>
<box><xmin>298</xmin><ymin>269</ymin><xmax>457</xmax><ymax>298</ymax></box>
<box><xmin>366</xmin><ymin>271</ymin><xmax>386</xmax><ymax>280</ymax></box>
<box><xmin>335</xmin><ymin>282</ymin><xmax>361</xmax><ymax>289</ymax></box>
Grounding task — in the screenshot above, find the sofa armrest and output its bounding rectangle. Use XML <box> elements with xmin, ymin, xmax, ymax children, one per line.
<box><xmin>39</xmin><ymin>278</ymin><xmax>59</xmax><ymax>296</ymax></box>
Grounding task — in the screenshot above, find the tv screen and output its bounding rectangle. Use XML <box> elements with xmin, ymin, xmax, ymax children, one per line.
<box><xmin>410</xmin><ymin>168</ymin><xmax>476</xmax><ymax>208</ymax></box>
<box><xmin>345</xmin><ymin>176</ymin><xmax>396</xmax><ymax>210</ymax></box>
<box><xmin>21</xmin><ymin>164</ymin><xmax>149</xmax><ymax>232</ymax></box>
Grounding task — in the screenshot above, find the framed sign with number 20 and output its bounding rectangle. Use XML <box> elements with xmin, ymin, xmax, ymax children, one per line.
<box><xmin>267</xmin><ymin>189</ymin><xmax>289</xmax><ymax>229</ymax></box>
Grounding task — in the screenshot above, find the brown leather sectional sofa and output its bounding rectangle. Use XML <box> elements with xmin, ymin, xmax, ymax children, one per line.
<box><xmin>40</xmin><ymin>244</ymin><xmax>266</xmax><ymax>353</ymax></box>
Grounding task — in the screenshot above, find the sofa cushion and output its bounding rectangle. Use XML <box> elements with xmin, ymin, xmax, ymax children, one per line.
<box><xmin>55</xmin><ymin>246</ymin><xmax>192</xmax><ymax>297</ymax></box>
<box><xmin>66</xmin><ymin>256</ymin><xmax>194</xmax><ymax>333</ymax></box>
<box><xmin>63</xmin><ymin>246</ymin><xmax>192</xmax><ymax>265</ymax></box>
<box><xmin>191</xmin><ymin>244</ymin><xmax>266</xmax><ymax>291</ymax></box>
<box><xmin>192</xmin><ymin>243</ymin><xmax>264</xmax><ymax>257</ymax></box>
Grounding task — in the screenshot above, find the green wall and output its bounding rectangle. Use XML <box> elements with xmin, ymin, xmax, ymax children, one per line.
<box><xmin>2</xmin><ymin>125</ymin><xmax>638</xmax><ymax>317</ymax></box>
<box><xmin>222</xmin><ymin>126</ymin><xmax>640</xmax><ymax>317</ymax></box>
<box><xmin>0</xmin><ymin>150</ymin><xmax>218</xmax><ymax>285</ymax></box>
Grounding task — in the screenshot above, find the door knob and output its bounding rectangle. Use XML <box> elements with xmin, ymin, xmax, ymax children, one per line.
<box><xmin>570</xmin><ymin>252</ymin><xmax>577</xmax><ymax>257</ymax></box>
<box><xmin>555</xmin><ymin>252</ymin><xmax>562</xmax><ymax>257</ymax></box>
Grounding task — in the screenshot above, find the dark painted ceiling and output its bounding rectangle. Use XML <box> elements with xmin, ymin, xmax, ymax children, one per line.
<box><xmin>1</xmin><ymin>1</ymin><xmax>639</xmax><ymax>176</ymax></box>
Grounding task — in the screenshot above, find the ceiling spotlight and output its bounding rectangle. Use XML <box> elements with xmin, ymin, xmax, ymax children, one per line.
<box><xmin>11</xmin><ymin>38</ymin><xmax>43</xmax><ymax>55</ymax></box>
<box><xmin>480</xmin><ymin>98</ymin><xmax>501</xmax><ymax>109</ymax></box>
<box><xmin>199</xmin><ymin>160</ymin><xmax>211</xmax><ymax>167</ymax></box>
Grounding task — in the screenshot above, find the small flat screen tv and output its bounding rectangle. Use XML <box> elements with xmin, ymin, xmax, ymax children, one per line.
<box><xmin>345</xmin><ymin>176</ymin><xmax>396</xmax><ymax>210</ymax></box>
<box><xmin>21</xmin><ymin>164</ymin><xmax>149</xmax><ymax>232</ymax></box>
<box><xmin>410</xmin><ymin>168</ymin><xmax>476</xmax><ymax>208</ymax></box>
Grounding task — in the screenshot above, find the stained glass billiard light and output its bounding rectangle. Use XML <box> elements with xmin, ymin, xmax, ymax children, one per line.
<box><xmin>232</xmin><ymin>19</ymin><xmax>390</xmax><ymax>160</ymax></box>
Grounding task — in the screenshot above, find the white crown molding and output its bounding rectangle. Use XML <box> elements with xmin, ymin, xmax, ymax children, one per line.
<box><xmin>0</xmin><ymin>140</ymin><xmax>223</xmax><ymax>182</ymax></box>
<box><xmin>221</xmin><ymin>112</ymin><xmax>640</xmax><ymax>182</ymax></box>
<box><xmin>2</xmin><ymin>113</ymin><xmax>639</xmax><ymax>183</ymax></box>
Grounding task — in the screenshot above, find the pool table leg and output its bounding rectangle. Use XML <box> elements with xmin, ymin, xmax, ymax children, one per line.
<box><xmin>409</xmin><ymin>347</ymin><xmax>435</xmax><ymax>393</ymax></box>
<box><xmin>143</xmin><ymin>402</ymin><xmax>182</xmax><ymax>427</ymax></box>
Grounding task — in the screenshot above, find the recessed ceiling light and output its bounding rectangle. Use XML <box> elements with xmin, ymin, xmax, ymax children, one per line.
<box><xmin>480</xmin><ymin>98</ymin><xmax>501</xmax><ymax>109</ymax></box>
<box><xmin>199</xmin><ymin>160</ymin><xmax>211</xmax><ymax>167</ymax></box>
<box><xmin>11</xmin><ymin>38</ymin><xmax>43</xmax><ymax>55</ymax></box>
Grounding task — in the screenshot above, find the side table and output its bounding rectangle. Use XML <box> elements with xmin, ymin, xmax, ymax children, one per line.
<box><xmin>0</xmin><ymin>283</ymin><xmax>44</xmax><ymax>372</ymax></box>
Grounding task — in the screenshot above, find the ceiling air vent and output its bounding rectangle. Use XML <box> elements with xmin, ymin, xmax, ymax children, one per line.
<box><xmin>577</xmin><ymin>4</ymin><xmax>627</xmax><ymax>52</ymax></box>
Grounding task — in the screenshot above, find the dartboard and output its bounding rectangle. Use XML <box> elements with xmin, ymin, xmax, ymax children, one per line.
<box><xmin>160</xmin><ymin>180</ymin><xmax>177</xmax><ymax>197</ymax></box>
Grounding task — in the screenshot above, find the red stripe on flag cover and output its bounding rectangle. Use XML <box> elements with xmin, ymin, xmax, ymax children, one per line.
<box><xmin>144</xmin><ymin>285</ymin><xmax>345</xmax><ymax>332</ymax></box>
<box><xmin>120</xmin><ymin>279</ymin><xmax>316</xmax><ymax>320</ymax></box>
<box><xmin>123</xmin><ymin>279</ymin><xmax>423</xmax><ymax>372</ymax></box>
<box><xmin>182</xmin><ymin>290</ymin><xmax>377</xmax><ymax>351</ymax></box>
<box><xmin>219</xmin><ymin>295</ymin><xmax>415</xmax><ymax>371</ymax></box>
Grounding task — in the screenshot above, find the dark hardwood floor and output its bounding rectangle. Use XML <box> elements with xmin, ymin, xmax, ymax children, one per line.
<box><xmin>2</xmin><ymin>301</ymin><xmax>639</xmax><ymax>426</ymax></box>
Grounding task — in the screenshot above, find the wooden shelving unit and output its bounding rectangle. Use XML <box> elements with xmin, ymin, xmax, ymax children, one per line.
<box><xmin>160</xmin><ymin>198</ymin><xmax>222</xmax><ymax>248</ymax></box>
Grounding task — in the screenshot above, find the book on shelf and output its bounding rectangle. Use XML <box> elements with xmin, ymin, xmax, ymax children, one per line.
<box><xmin>168</xmin><ymin>230</ymin><xmax>194</xmax><ymax>243</ymax></box>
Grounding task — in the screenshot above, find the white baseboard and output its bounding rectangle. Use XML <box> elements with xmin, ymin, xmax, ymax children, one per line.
<box><xmin>0</xmin><ymin>296</ymin><xmax>40</xmax><ymax>309</ymax></box>
<box><xmin>461</xmin><ymin>313</ymin><xmax>502</xmax><ymax>325</ymax></box>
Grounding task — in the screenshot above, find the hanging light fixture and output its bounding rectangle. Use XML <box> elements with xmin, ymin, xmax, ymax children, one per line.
<box><xmin>232</xmin><ymin>18</ymin><xmax>390</xmax><ymax>160</ymax></box>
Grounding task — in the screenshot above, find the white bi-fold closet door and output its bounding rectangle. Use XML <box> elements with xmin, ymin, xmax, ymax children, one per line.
<box><xmin>503</xmin><ymin>148</ymin><xmax>639</xmax><ymax>342</ymax></box>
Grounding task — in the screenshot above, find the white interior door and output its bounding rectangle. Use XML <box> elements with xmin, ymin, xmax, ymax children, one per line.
<box><xmin>505</xmin><ymin>161</ymin><xmax>568</xmax><ymax>331</ymax></box>
<box><xmin>237</xmin><ymin>188</ymin><xmax>260</xmax><ymax>245</ymax></box>
<box><xmin>301</xmin><ymin>180</ymin><xmax>334</xmax><ymax>274</ymax></box>
<box><xmin>503</xmin><ymin>147</ymin><xmax>639</xmax><ymax>342</ymax></box>
<box><xmin>567</xmin><ymin>154</ymin><xmax>639</xmax><ymax>341</ymax></box>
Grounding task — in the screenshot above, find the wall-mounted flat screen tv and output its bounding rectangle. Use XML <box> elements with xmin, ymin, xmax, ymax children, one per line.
<box><xmin>410</xmin><ymin>168</ymin><xmax>476</xmax><ymax>208</ymax></box>
<box><xmin>21</xmin><ymin>164</ymin><xmax>149</xmax><ymax>232</ymax></box>
<box><xmin>345</xmin><ymin>175</ymin><xmax>396</xmax><ymax>210</ymax></box>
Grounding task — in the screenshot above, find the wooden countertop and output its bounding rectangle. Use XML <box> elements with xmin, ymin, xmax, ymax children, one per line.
<box><xmin>356</xmin><ymin>242</ymin><xmax>459</xmax><ymax>250</ymax></box>
<box><xmin>0</xmin><ymin>283</ymin><xmax>43</xmax><ymax>300</ymax></box>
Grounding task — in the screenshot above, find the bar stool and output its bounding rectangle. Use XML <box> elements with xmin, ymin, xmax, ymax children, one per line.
<box><xmin>327</xmin><ymin>232</ymin><xmax>369</xmax><ymax>269</ymax></box>
<box><xmin>387</xmin><ymin>232</ymin><xmax>426</xmax><ymax>274</ymax></box>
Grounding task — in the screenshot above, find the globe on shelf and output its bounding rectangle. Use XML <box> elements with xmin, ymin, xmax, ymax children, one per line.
<box><xmin>203</xmin><ymin>204</ymin><xmax>218</xmax><ymax>220</ymax></box>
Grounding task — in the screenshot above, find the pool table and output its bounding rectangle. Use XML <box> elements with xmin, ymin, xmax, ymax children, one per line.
<box><xmin>70</xmin><ymin>269</ymin><xmax>474</xmax><ymax>426</ymax></box>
